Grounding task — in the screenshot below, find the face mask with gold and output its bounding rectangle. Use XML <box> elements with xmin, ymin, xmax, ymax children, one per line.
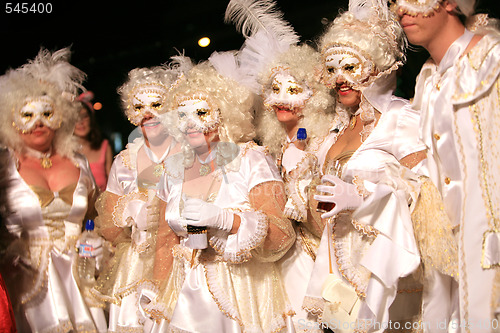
<box><xmin>394</xmin><ymin>0</ymin><xmax>441</xmax><ymax>17</ymax></box>
<box><xmin>321</xmin><ymin>45</ymin><xmax>375</xmax><ymax>89</ymax></box>
<box><xmin>176</xmin><ymin>96</ymin><xmax>220</xmax><ymax>134</ymax></box>
<box><xmin>13</xmin><ymin>96</ymin><xmax>61</xmax><ymax>132</ymax></box>
<box><xmin>126</xmin><ymin>83</ymin><xmax>168</xmax><ymax>126</ymax></box>
<box><xmin>263</xmin><ymin>71</ymin><xmax>312</xmax><ymax>114</ymax></box>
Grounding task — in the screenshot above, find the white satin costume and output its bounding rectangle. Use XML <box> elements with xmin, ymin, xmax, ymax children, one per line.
<box><xmin>92</xmin><ymin>137</ymin><xmax>173</xmax><ymax>332</ymax></box>
<box><xmin>411</xmin><ymin>29</ymin><xmax>500</xmax><ymax>331</ymax></box>
<box><xmin>278</xmin><ymin>124</ymin><xmax>344</xmax><ymax>333</ymax></box>
<box><xmin>1</xmin><ymin>149</ymin><xmax>106</xmax><ymax>333</ymax></box>
<box><xmin>160</xmin><ymin>142</ymin><xmax>295</xmax><ymax>333</ymax></box>
<box><xmin>302</xmin><ymin>72</ymin><xmax>427</xmax><ymax>330</ymax></box>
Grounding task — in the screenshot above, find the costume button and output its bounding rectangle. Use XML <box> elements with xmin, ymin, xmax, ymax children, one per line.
<box><xmin>444</xmin><ymin>177</ymin><xmax>451</xmax><ymax>185</ymax></box>
<box><xmin>433</xmin><ymin>133</ymin><xmax>440</xmax><ymax>140</ymax></box>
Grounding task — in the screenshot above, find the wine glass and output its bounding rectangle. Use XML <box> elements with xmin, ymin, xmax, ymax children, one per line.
<box><xmin>316</xmin><ymin>152</ymin><xmax>352</xmax><ymax>213</ymax></box>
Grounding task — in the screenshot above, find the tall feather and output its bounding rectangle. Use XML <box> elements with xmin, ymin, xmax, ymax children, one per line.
<box><xmin>19</xmin><ymin>47</ymin><xmax>86</xmax><ymax>95</ymax></box>
<box><xmin>224</xmin><ymin>0</ymin><xmax>299</xmax><ymax>44</ymax></box>
<box><xmin>225</xmin><ymin>0</ymin><xmax>299</xmax><ymax>93</ymax></box>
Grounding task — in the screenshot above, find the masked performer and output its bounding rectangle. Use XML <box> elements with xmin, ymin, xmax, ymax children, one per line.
<box><xmin>395</xmin><ymin>0</ymin><xmax>500</xmax><ymax>330</ymax></box>
<box><xmin>91</xmin><ymin>62</ymin><xmax>186</xmax><ymax>332</ymax></box>
<box><xmin>225</xmin><ymin>2</ymin><xmax>336</xmax><ymax>329</ymax></box>
<box><xmin>0</xmin><ymin>48</ymin><xmax>106</xmax><ymax>332</ymax></box>
<box><xmin>302</xmin><ymin>1</ymin><xmax>430</xmax><ymax>330</ymax></box>
<box><xmin>153</xmin><ymin>53</ymin><xmax>295</xmax><ymax>333</ymax></box>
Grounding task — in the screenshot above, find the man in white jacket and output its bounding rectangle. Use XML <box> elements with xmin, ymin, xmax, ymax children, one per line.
<box><xmin>396</xmin><ymin>0</ymin><xmax>500</xmax><ymax>331</ymax></box>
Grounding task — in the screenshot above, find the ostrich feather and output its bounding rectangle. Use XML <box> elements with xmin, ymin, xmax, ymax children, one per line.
<box><xmin>19</xmin><ymin>47</ymin><xmax>86</xmax><ymax>95</ymax></box>
<box><xmin>224</xmin><ymin>0</ymin><xmax>299</xmax><ymax>45</ymax></box>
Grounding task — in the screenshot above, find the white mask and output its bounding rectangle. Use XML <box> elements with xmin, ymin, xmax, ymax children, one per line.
<box><xmin>395</xmin><ymin>0</ymin><xmax>441</xmax><ymax>17</ymax></box>
<box><xmin>126</xmin><ymin>83</ymin><xmax>168</xmax><ymax>126</ymax></box>
<box><xmin>264</xmin><ymin>73</ymin><xmax>312</xmax><ymax>114</ymax></box>
<box><xmin>13</xmin><ymin>96</ymin><xmax>60</xmax><ymax>132</ymax></box>
<box><xmin>322</xmin><ymin>46</ymin><xmax>375</xmax><ymax>88</ymax></box>
<box><xmin>176</xmin><ymin>98</ymin><xmax>220</xmax><ymax>134</ymax></box>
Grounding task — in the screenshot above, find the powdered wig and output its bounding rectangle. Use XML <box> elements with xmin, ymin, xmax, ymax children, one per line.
<box><xmin>256</xmin><ymin>44</ymin><xmax>336</xmax><ymax>157</ymax></box>
<box><xmin>0</xmin><ymin>48</ymin><xmax>85</xmax><ymax>159</ymax></box>
<box><xmin>117</xmin><ymin>64</ymin><xmax>184</xmax><ymax>124</ymax></box>
<box><xmin>169</xmin><ymin>61</ymin><xmax>255</xmax><ymax>144</ymax></box>
<box><xmin>318</xmin><ymin>7</ymin><xmax>406</xmax><ymax>84</ymax></box>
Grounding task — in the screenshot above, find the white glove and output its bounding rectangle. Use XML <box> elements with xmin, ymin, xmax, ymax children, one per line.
<box><xmin>123</xmin><ymin>200</ymin><xmax>148</xmax><ymax>230</ymax></box>
<box><xmin>314</xmin><ymin>174</ymin><xmax>363</xmax><ymax>218</ymax></box>
<box><xmin>182</xmin><ymin>198</ymin><xmax>234</xmax><ymax>232</ymax></box>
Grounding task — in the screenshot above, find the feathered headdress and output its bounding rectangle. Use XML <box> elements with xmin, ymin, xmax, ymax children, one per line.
<box><xmin>0</xmin><ymin>47</ymin><xmax>86</xmax><ymax>159</ymax></box>
<box><xmin>318</xmin><ymin>0</ymin><xmax>406</xmax><ymax>90</ymax></box>
<box><xmin>18</xmin><ymin>47</ymin><xmax>86</xmax><ymax>99</ymax></box>
<box><xmin>225</xmin><ymin>0</ymin><xmax>300</xmax><ymax>93</ymax></box>
<box><xmin>118</xmin><ymin>55</ymin><xmax>193</xmax><ymax>127</ymax></box>
<box><xmin>226</xmin><ymin>0</ymin><xmax>336</xmax><ymax>158</ymax></box>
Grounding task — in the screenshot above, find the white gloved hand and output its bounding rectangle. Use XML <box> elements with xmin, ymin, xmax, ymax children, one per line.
<box><xmin>314</xmin><ymin>174</ymin><xmax>363</xmax><ymax>219</ymax></box>
<box><xmin>182</xmin><ymin>198</ymin><xmax>234</xmax><ymax>232</ymax></box>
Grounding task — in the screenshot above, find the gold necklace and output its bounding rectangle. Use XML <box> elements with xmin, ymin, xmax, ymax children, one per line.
<box><xmin>25</xmin><ymin>146</ymin><xmax>53</xmax><ymax>169</ymax></box>
<box><xmin>197</xmin><ymin>149</ymin><xmax>216</xmax><ymax>176</ymax></box>
<box><xmin>349</xmin><ymin>115</ymin><xmax>357</xmax><ymax>130</ymax></box>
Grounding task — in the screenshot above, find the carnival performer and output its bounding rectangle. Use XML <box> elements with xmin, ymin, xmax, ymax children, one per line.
<box><xmin>224</xmin><ymin>2</ymin><xmax>336</xmax><ymax>329</ymax></box>
<box><xmin>91</xmin><ymin>62</ymin><xmax>185</xmax><ymax>332</ymax></box>
<box><xmin>152</xmin><ymin>53</ymin><xmax>295</xmax><ymax>332</ymax></box>
<box><xmin>0</xmin><ymin>48</ymin><xmax>107</xmax><ymax>332</ymax></box>
<box><xmin>395</xmin><ymin>0</ymin><xmax>500</xmax><ymax>330</ymax></box>
<box><xmin>302</xmin><ymin>1</ymin><xmax>430</xmax><ymax>330</ymax></box>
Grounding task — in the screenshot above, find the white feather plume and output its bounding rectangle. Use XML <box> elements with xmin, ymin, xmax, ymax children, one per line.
<box><xmin>169</xmin><ymin>54</ymin><xmax>194</xmax><ymax>76</ymax></box>
<box><xmin>225</xmin><ymin>0</ymin><xmax>299</xmax><ymax>44</ymax></box>
<box><xmin>349</xmin><ymin>0</ymin><xmax>392</xmax><ymax>22</ymax></box>
<box><xmin>225</xmin><ymin>0</ymin><xmax>299</xmax><ymax>93</ymax></box>
<box><xmin>19</xmin><ymin>47</ymin><xmax>86</xmax><ymax>95</ymax></box>
<box><xmin>208</xmin><ymin>51</ymin><xmax>244</xmax><ymax>84</ymax></box>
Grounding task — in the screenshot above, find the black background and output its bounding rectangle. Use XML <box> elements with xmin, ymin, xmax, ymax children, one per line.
<box><xmin>1</xmin><ymin>0</ymin><xmax>498</xmax><ymax>150</ymax></box>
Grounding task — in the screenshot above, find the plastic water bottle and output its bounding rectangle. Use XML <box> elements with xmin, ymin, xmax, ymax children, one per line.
<box><xmin>78</xmin><ymin>219</ymin><xmax>100</xmax><ymax>283</ymax></box>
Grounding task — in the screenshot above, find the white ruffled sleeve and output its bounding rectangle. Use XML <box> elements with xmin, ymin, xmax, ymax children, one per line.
<box><xmin>211</xmin><ymin>145</ymin><xmax>295</xmax><ymax>264</ymax></box>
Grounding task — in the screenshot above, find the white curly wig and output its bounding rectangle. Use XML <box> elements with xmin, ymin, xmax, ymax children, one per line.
<box><xmin>0</xmin><ymin>47</ymin><xmax>85</xmax><ymax>159</ymax></box>
<box><xmin>169</xmin><ymin>60</ymin><xmax>255</xmax><ymax>144</ymax></box>
<box><xmin>256</xmin><ymin>44</ymin><xmax>336</xmax><ymax>157</ymax></box>
<box><xmin>167</xmin><ymin>59</ymin><xmax>255</xmax><ymax>167</ymax></box>
<box><xmin>318</xmin><ymin>2</ymin><xmax>406</xmax><ymax>86</ymax></box>
<box><xmin>117</xmin><ymin>58</ymin><xmax>191</xmax><ymax>124</ymax></box>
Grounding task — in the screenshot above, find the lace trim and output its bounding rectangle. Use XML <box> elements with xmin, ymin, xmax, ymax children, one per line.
<box><xmin>204</xmin><ymin>263</ymin><xmax>293</xmax><ymax>333</ymax></box>
<box><xmin>204</xmin><ymin>263</ymin><xmax>244</xmax><ymax>326</ymax></box>
<box><xmin>90</xmin><ymin>287</ymin><xmax>120</xmax><ymax>305</ymax></box>
<box><xmin>118</xmin><ymin>150</ymin><xmax>133</xmax><ymax>170</ymax></box>
<box><xmin>284</xmin><ymin>206</ymin><xmax>305</xmax><ymax>223</ymax></box>
<box><xmin>302</xmin><ymin>296</ymin><xmax>325</xmax><ymax>316</ymax></box>
<box><xmin>352</xmin><ymin>219</ymin><xmax>379</xmax><ymax>238</ymax></box>
<box><xmin>297</xmin><ymin>225</ymin><xmax>319</xmax><ymax>261</ymax></box>
<box><xmin>74</xmin><ymin>322</ymin><xmax>99</xmax><ymax>333</ymax></box>
<box><xmin>210</xmin><ymin>210</ymin><xmax>269</xmax><ymax>264</ymax></box>
<box><xmin>39</xmin><ymin>319</ymin><xmax>74</xmax><ymax>333</ymax></box>
<box><xmin>111</xmin><ymin>192</ymin><xmax>148</xmax><ymax>228</ymax></box>
<box><xmin>21</xmin><ymin>237</ymin><xmax>51</xmax><ymax>307</ymax></box>
<box><xmin>332</xmin><ymin>217</ymin><xmax>374</xmax><ymax>298</ymax></box>
<box><xmin>283</xmin><ymin>153</ymin><xmax>318</xmax><ymax>223</ymax></box>
<box><xmin>135</xmin><ymin>280</ymin><xmax>172</xmax><ymax>323</ymax></box>
<box><xmin>352</xmin><ymin>176</ymin><xmax>371</xmax><ymax>199</ymax></box>
<box><xmin>240</xmin><ymin>141</ymin><xmax>271</xmax><ymax>156</ymax></box>
<box><xmin>114</xmin><ymin>326</ymin><xmax>143</xmax><ymax>333</ymax></box>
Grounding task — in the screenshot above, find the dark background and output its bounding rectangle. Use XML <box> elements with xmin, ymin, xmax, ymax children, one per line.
<box><xmin>1</xmin><ymin>0</ymin><xmax>498</xmax><ymax>152</ymax></box>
